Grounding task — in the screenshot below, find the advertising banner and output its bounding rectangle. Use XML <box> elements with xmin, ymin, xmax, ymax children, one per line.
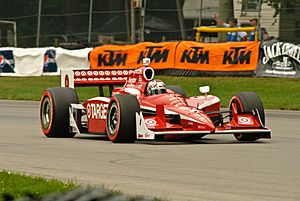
<box><xmin>89</xmin><ymin>41</ymin><xmax>259</xmax><ymax>72</ymax></box>
<box><xmin>175</xmin><ymin>41</ymin><xmax>259</xmax><ymax>71</ymax></box>
<box><xmin>89</xmin><ymin>42</ymin><xmax>177</xmax><ymax>69</ymax></box>
<box><xmin>255</xmin><ymin>41</ymin><xmax>300</xmax><ymax>78</ymax></box>
<box><xmin>0</xmin><ymin>47</ymin><xmax>91</xmax><ymax>76</ymax></box>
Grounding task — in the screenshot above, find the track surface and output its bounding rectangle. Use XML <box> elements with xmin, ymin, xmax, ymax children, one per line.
<box><xmin>0</xmin><ymin>100</ymin><xmax>299</xmax><ymax>201</ymax></box>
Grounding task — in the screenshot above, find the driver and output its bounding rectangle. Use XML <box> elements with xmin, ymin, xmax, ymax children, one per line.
<box><xmin>146</xmin><ymin>79</ymin><xmax>167</xmax><ymax>96</ymax></box>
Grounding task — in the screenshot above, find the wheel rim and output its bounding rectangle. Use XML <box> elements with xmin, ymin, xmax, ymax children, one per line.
<box><xmin>108</xmin><ymin>103</ymin><xmax>119</xmax><ymax>135</ymax></box>
<box><xmin>41</xmin><ymin>97</ymin><xmax>52</xmax><ymax>130</ymax></box>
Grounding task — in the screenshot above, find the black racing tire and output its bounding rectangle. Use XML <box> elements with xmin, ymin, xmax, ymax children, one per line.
<box><xmin>229</xmin><ymin>92</ymin><xmax>265</xmax><ymax>141</ymax></box>
<box><xmin>40</xmin><ymin>87</ymin><xmax>79</xmax><ymax>138</ymax></box>
<box><xmin>106</xmin><ymin>94</ymin><xmax>140</xmax><ymax>143</ymax></box>
<box><xmin>167</xmin><ymin>85</ymin><xmax>187</xmax><ymax>97</ymax></box>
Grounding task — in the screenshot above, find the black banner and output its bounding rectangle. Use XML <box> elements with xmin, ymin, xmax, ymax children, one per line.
<box><xmin>255</xmin><ymin>40</ymin><xmax>300</xmax><ymax>78</ymax></box>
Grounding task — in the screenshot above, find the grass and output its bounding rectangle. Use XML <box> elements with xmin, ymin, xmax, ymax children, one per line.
<box><xmin>0</xmin><ymin>170</ymin><xmax>77</xmax><ymax>200</ymax></box>
<box><xmin>0</xmin><ymin>170</ymin><xmax>162</xmax><ymax>201</ymax></box>
<box><xmin>0</xmin><ymin>75</ymin><xmax>299</xmax><ymax>110</ymax></box>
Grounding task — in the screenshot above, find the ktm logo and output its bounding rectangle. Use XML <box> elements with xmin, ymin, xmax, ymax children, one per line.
<box><xmin>98</xmin><ymin>50</ymin><xmax>127</xmax><ymax>66</ymax></box>
<box><xmin>222</xmin><ymin>47</ymin><xmax>252</xmax><ymax>64</ymax></box>
<box><xmin>137</xmin><ymin>46</ymin><xmax>169</xmax><ymax>64</ymax></box>
<box><xmin>180</xmin><ymin>47</ymin><xmax>209</xmax><ymax>64</ymax></box>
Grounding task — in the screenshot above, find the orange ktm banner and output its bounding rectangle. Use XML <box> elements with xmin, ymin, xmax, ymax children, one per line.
<box><xmin>175</xmin><ymin>41</ymin><xmax>260</xmax><ymax>71</ymax></box>
<box><xmin>134</xmin><ymin>42</ymin><xmax>177</xmax><ymax>69</ymax></box>
<box><xmin>89</xmin><ymin>42</ymin><xmax>177</xmax><ymax>69</ymax></box>
<box><xmin>89</xmin><ymin>44</ymin><xmax>140</xmax><ymax>69</ymax></box>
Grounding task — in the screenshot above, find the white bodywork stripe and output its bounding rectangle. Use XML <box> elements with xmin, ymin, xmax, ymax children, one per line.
<box><xmin>196</xmin><ymin>96</ymin><xmax>220</xmax><ymax>110</ymax></box>
<box><xmin>140</xmin><ymin>105</ymin><xmax>204</xmax><ymax>124</ymax></box>
<box><xmin>69</xmin><ymin>107</ymin><xmax>80</xmax><ymax>134</ymax></box>
<box><xmin>136</xmin><ymin>112</ymin><xmax>155</xmax><ymax>140</ymax></box>
<box><xmin>88</xmin><ymin>97</ymin><xmax>110</xmax><ymax>102</ymax></box>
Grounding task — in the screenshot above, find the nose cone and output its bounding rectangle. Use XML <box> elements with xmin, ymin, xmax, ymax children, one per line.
<box><xmin>191</xmin><ymin>111</ymin><xmax>215</xmax><ymax>131</ymax></box>
<box><xmin>166</xmin><ymin>105</ymin><xmax>215</xmax><ymax>131</ymax></box>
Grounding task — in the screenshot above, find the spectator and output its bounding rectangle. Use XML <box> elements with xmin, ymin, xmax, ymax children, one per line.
<box><xmin>213</xmin><ymin>15</ymin><xmax>248</xmax><ymax>42</ymax></box>
<box><xmin>249</xmin><ymin>18</ymin><xmax>269</xmax><ymax>41</ymax></box>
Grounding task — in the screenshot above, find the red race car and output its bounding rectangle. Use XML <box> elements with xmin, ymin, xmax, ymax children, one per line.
<box><xmin>40</xmin><ymin>59</ymin><xmax>271</xmax><ymax>143</ymax></box>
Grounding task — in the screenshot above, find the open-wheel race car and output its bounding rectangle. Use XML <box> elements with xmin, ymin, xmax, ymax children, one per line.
<box><xmin>40</xmin><ymin>59</ymin><xmax>271</xmax><ymax>143</ymax></box>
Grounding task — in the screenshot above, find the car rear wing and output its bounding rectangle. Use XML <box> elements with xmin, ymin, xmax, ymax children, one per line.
<box><xmin>61</xmin><ymin>69</ymin><xmax>133</xmax><ymax>96</ymax></box>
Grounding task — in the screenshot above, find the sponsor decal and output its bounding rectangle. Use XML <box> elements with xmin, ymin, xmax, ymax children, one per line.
<box><xmin>145</xmin><ymin>119</ymin><xmax>157</xmax><ymax>127</ymax></box>
<box><xmin>180</xmin><ymin>46</ymin><xmax>209</xmax><ymax>64</ymax></box>
<box><xmin>0</xmin><ymin>50</ymin><xmax>14</xmax><ymax>73</ymax></box>
<box><xmin>222</xmin><ymin>47</ymin><xmax>251</xmax><ymax>65</ymax></box>
<box><xmin>98</xmin><ymin>50</ymin><xmax>127</xmax><ymax>66</ymax></box>
<box><xmin>262</xmin><ymin>42</ymin><xmax>300</xmax><ymax>65</ymax></box>
<box><xmin>238</xmin><ymin>116</ymin><xmax>253</xmax><ymax>125</ymax></box>
<box><xmin>43</xmin><ymin>49</ymin><xmax>57</xmax><ymax>72</ymax></box>
<box><xmin>86</xmin><ymin>103</ymin><xmax>108</xmax><ymax>120</ymax></box>
<box><xmin>256</xmin><ymin>41</ymin><xmax>300</xmax><ymax>78</ymax></box>
<box><xmin>193</xmin><ymin>112</ymin><xmax>205</xmax><ymax>121</ymax></box>
<box><xmin>137</xmin><ymin>46</ymin><xmax>169</xmax><ymax>64</ymax></box>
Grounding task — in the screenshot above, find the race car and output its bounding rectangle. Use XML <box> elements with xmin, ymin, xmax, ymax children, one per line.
<box><xmin>40</xmin><ymin>58</ymin><xmax>271</xmax><ymax>143</ymax></box>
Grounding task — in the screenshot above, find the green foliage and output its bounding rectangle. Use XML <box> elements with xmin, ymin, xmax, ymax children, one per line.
<box><xmin>0</xmin><ymin>75</ymin><xmax>299</xmax><ymax>110</ymax></box>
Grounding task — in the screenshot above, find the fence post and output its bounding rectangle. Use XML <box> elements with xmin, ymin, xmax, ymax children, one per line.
<box><xmin>36</xmin><ymin>0</ymin><xmax>42</xmax><ymax>47</ymax></box>
<box><xmin>88</xmin><ymin>0</ymin><xmax>93</xmax><ymax>43</ymax></box>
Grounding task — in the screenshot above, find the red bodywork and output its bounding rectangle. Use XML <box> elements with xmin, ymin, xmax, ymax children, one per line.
<box><xmin>61</xmin><ymin>65</ymin><xmax>271</xmax><ymax>141</ymax></box>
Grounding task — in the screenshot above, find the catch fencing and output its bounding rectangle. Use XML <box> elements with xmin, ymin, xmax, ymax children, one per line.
<box><xmin>0</xmin><ymin>0</ymin><xmax>299</xmax><ymax>48</ymax></box>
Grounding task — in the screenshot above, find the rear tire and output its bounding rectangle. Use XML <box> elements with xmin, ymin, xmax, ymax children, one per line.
<box><xmin>229</xmin><ymin>92</ymin><xmax>265</xmax><ymax>141</ymax></box>
<box><xmin>167</xmin><ymin>85</ymin><xmax>187</xmax><ymax>97</ymax></box>
<box><xmin>40</xmin><ymin>87</ymin><xmax>79</xmax><ymax>138</ymax></box>
<box><xmin>106</xmin><ymin>94</ymin><xmax>140</xmax><ymax>143</ymax></box>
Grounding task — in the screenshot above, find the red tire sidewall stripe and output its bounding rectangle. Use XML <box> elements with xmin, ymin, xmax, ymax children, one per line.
<box><xmin>230</xmin><ymin>95</ymin><xmax>245</xmax><ymax>140</ymax></box>
<box><xmin>229</xmin><ymin>96</ymin><xmax>245</xmax><ymax>113</ymax></box>
<box><xmin>107</xmin><ymin>96</ymin><xmax>121</xmax><ymax>141</ymax></box>
<box><xmin>40</xmin><ymin>91</ymin><xmax>54</xmax><ymax>135</ymax></box>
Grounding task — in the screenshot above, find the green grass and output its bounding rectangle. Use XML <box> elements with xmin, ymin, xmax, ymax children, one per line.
<box><xmin>0</xmin><ymin>76</ymin><xmax>299</xmax><ymax>110</ymax></box>
<box><xmin>0</xmin><ymin>170</ymin><xmax>162</xmax><ymax>201</ymax></box>
<box><xmin>0</xmin><ymin>170</ymin><xmax>77</xmax><ymax>200</ymax></box>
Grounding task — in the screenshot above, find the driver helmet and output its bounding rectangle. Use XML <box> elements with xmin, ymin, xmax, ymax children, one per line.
<box><xmin>146</xmin><ymin>79</ymin><xmax>167</xmax><ymax>96</ymax></box>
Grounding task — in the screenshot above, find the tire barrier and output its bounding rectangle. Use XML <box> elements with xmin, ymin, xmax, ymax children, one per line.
<box><xmin>2</xmin><ymin>188</ymin><xmax>156</xmax><ymax>201</ymax></box>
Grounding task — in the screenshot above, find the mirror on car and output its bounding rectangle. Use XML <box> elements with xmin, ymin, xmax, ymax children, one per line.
<box><xmin>199</xmin><ymin>86</ymin><xmax>210</xmax><ymax>94</ymax></box>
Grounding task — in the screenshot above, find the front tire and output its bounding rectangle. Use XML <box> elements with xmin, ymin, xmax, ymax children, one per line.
<box><xmin>229</xmin><ymin>92</ymin><xmax>265</xmax><ymax>141</ymax></box>
<box><xmin>106</xmin><ymin>94</ymin><xmax>140</xmax><ymax>143</ymax></box>
<box><xmin>40</xmin><ymin>87</ymin><xmax>79</xmax><ymax>138</ymax></box>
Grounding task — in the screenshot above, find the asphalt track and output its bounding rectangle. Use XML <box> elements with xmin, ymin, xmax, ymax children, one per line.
<box><xmin>0</xmin><ymin>100</ymin><xmax>299</xmax><ymax>201</ymax></box>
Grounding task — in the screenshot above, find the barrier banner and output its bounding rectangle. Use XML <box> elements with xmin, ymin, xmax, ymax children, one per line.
<box><xmin>89</xmin><ymin>42</ymin><xmax>177</xmax><ymax>69</ymax></box>
<box><xmin>89</xmin><ymin>41</ymin><xmax>259</xmax><ymax>71</ymax></box>
<box><xmin>55</xmin><ymin>47</ymin><xmax>91</xmax><ymax>71</ymax></box>
<box><xmin>255</xmin><ymin>41</ymin><xmax>300</xmax><ymax>78</ymax></box>
<box><xmin>0</xmin><ymin>50</ymin><xmax>15</xmax><ymax>73</ymax></box>
<box><xmin>134</xmin><ymin>42</ymin><xmax>176</xmax><ymax>69</ymax></box>
<box><xmin>175</xmin><ymin>41</ymin><xmax>259</xmax><ymax>71</ymax></box>
<box><xmin>89</xmin><ymin>44</ymin><xmax>140</xmax><ymax>69</ymax></box>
